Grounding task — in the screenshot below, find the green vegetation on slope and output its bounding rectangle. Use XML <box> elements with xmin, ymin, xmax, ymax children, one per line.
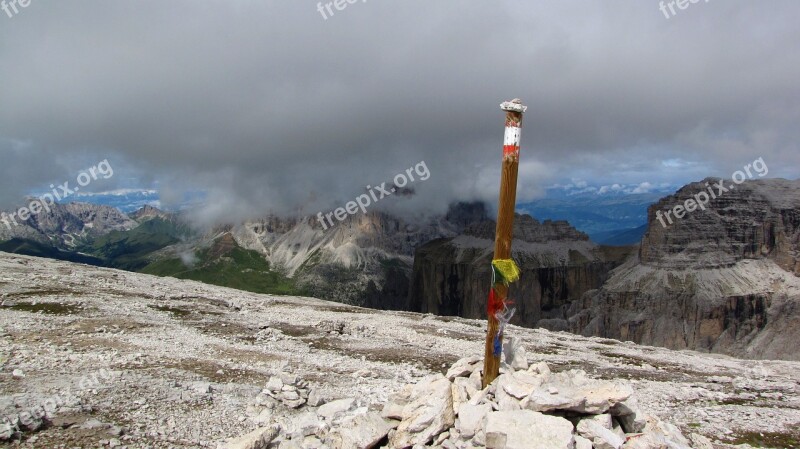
<box><xmin>2</xmin><ymin>220</ymin><xmax>302</xmax><ymax>297</ymax></box>
<box><xmin>140</xmin><ymin>237</ymin><xmax>300</xmax><ymax>296</ymax></box>
<box><xmin>0</xmin><ymin>238</ymin><xmax>105</xmax><ymax>266</ymax></box>
<box><xmin>79</xmin><ymin>218</ymin><xmax>192</xmax><ymax>270</ymax></box>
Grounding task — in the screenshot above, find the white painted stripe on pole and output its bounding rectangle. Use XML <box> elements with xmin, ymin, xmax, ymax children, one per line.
<box><xmin>503</xmin><ymin>127</ymin><xmax>522</xmax><ymax>146</ymax></box>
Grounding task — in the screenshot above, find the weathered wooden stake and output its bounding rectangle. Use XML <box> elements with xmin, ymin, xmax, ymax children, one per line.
<box><xmin>482</xmin><ymin>98</ymin><xmax>526</xmax><ymax>388</ymax></box>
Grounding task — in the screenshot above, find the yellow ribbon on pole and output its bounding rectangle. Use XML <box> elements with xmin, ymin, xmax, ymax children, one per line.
<box><xmin>491</xmin><ymin>259</ymin><xmax>520</xmax><ymax>285</ymax></box>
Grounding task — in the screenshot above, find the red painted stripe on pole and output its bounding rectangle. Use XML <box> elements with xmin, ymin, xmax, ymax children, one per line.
<box><xmin>503</xmin><ymin>145</ymin><xmax>519</xmax><ymax>157</ymax></box>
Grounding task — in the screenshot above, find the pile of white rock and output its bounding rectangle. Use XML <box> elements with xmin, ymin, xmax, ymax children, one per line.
<box><xmin>225</xmin><ymin>351</ymin><xmax>710</xmax><ymax>449</ymax></box>
<box><xmin>380</xmin><ymin>356</ymin><xmax>702</xmax><ymax>449</ymax></box>
<box><xmin>260</xmin><ymin>372</ymin><xmax>321</xmax><ymax>410</ymax></box>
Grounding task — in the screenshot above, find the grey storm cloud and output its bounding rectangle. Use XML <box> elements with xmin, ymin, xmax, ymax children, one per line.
<box><xmin>1</xmin><ymin>0</ymin><xmax>798</xmax><ymax>224</ymax></box>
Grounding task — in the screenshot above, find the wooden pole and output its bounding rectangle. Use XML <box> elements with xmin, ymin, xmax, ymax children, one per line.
<box><xmin>482</xmin><ymin>98</ymin><xmax>526</xmax><ymax>388</ymax></box>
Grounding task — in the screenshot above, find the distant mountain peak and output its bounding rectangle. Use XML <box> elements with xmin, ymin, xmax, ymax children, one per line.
<box><xmin>131</xmin><ymin>205</ymin><xmax>170</xmax><ymax>222</ymax></box>
<box><xmin>208</xmin><ymin>232</ymin><xmax>239</xmax><ymax>259</ymax></box>
<box><xmin>641</xmin><ymin>177</ymin><xmax>800</xmax><ymax>272</ymax></box>
<box><xmin>444</xmin><ymin>201</ymin><xmax>489</xmax><ymax>228</ymax></box>
<box><xmin>0</xmin><ymin>201</ymin><xmax>136</xmax><ymax>248</ymax></box>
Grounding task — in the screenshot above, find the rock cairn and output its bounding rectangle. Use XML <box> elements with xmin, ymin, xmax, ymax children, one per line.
<box><xmin>224</xmin><ymin>354</ymin><xmax>703</xmax><ymax>449</ymax></box>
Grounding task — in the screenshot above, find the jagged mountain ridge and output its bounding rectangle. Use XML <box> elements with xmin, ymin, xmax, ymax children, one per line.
<box><xmin>130</xmin><ymin>204</ymin><xmax>174</xmax><ymax>223</ymax></box>
<box><xmin>407</xmin><ymin>214</ymin><xmax>632</xmax><ymax>324</ymax></box>
<box><xmin>560</xmin><ymin>178</ymin><xmax>800</xmax><ymax>360</ymax></box>
<box><xmin>4</xmin><ymin>179</ymin><xmax>799</xmax><ymax>362</ymax></box>
<box><xmin>0</xmin><ymin>201</ymin><xmax>137</xmax><ymax>248</ymax></box>
<box><xmin>0</xmin><ymin>200</ymin><xmax>488</xmax><ymax>303</ymax></box>
<box><xmin>230</xmin><ymin>205</ymin><xmax>484</xmax><ymax>304</ymax></box>
<box><xmin>639</xmin><ymin>178</ymin><xmax>800</xmax><ymax>272</ymax></box>
<box><xmin>408</xmin><ymin>178</ymin><xmax>800</xmax><ymax>360</ymax></box>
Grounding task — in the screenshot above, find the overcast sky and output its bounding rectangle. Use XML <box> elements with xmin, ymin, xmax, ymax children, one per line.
<box><xmin>1</xmin><ymin>0</ymin><xmax>798</xmax><ymax>224</ymax></box>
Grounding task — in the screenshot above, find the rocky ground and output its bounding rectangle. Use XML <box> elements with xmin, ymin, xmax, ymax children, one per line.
<box><xmin>0</xmin><ymin>252</ymin><xmax>799</xmax><ymax>448</ymax></box>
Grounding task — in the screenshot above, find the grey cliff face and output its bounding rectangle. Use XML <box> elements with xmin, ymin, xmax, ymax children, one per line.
<box><xmin>564</xmin><ymin>178</ymin><xmax>800</xmax><ymax>360</ymax></box>
<box><xmin>407</xmin><ymin>214</ymin><xmax>629</xmax><ymax>327</ymax></box>
<box><xmin>232</xmin><ymin>203</ymin><xmax>484</xmax><ymax>305</ymax></box>
<box><xmin>639</xmin><ymin>178</ymin><xmax>800</xmax><ymax>273</ymax></box>
<box><xmin>407</xmin><ymin>179</ymin><xmax>800</xmax><ymax>361</ymax></box>
<box><xmin>0</xmin><ymin>201</ymin><xmax>137</xmax><ymax>247</ymax></box>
